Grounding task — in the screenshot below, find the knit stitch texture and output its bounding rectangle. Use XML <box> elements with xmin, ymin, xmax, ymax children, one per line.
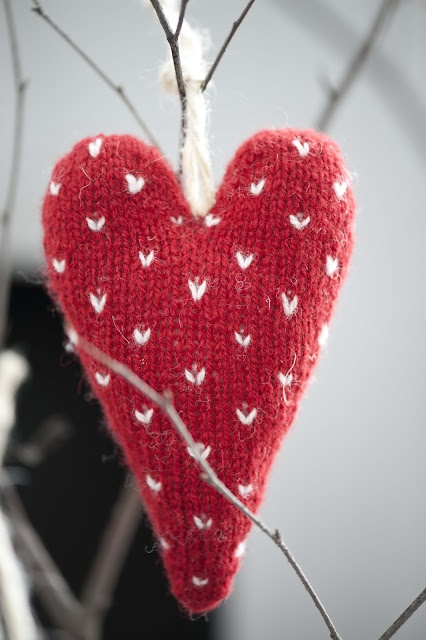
<box><xmin>42</xmin><ymin>129</ymin><xmax>355</xmax><ymax>612</ymax></box>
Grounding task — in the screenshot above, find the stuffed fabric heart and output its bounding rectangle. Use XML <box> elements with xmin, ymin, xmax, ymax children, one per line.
<box><xmin>42</xmin><ymin>129</ymin><xmax>355</xmax><ymax>612</ymax></box>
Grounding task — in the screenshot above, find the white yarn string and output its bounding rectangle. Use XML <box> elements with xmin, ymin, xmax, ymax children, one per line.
<box><xmin>149</xmin><ymin>0</ymin><xmax>215</xmax><ymax>217</ymax></box>
<box><xmin>0</xmin><ymin>351</ymin><xmax>39</xmax><ymax>640</ymax></box>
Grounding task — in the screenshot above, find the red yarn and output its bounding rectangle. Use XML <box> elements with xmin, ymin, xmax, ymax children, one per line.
<box><xmin>42</xmin><ymin>129</ymin><xmax>355</xmax><ymax>612</ymax></box>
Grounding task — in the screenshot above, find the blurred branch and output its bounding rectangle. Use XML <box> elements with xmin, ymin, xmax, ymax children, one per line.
<box><xmin>0</xmin><ymin>0</ymin><xmax>28</xmax><ymax>348</ymax></box>
<box><xmin>201</xmin><ymin>0</ymin><xmax>256</xmax><ymax>92</ymax></box>
<box><xmin>0</xmin><ymin>351</ymin><xmax>38</xmax><ymax>639</ymax></box>
<box><xmin>6</xmin><ymin>416</ymin><xmax>72</xmax><ymax>468</ymax></box>
<box><xmin>31</xmin><ymin>0</ymin><xmax>163</xmax><ymax>152</ymax></box>
<box><xmin>0</xmin><ymin>489</ymin><xmax>39</xmax><ymax>640</ymax></box>
<box><xmin>378</xmin><ymin>586</ymin><xmax>426</xmax><ymax>640</ymax></box>
<box><xmin>316</xmin><ymin>0</ymin><xmax>400</xmax><ymax>131</ymax></box>
<box><xmin>1</xmin><ymin>470</ymin><xmax>142</xmax><ymax>640</ymax></box>
<box><xmin>0</xmin><ymin>474</ymin><xmax>85</xmax><ymax>639</ymax></box>
<box><xmin>0</xmin><ymin>351</ymin><xmax>29</xmax><ymax>462</ymax></box>
<box><xmin>0</xmin><ymin>354</ymin><xmax>139</xmax><ymax>639</ymax></box>
<box><xmin>0</xmin><ymin>470</ymin><xmax>143</xmax><ymax>640</ymax></box>
<box><xmin>76</xmin><ymin>334</ymin><xmax>343</xmax><ymax>640</ymax></box>
<box><xmin>82</xmin><ymin>482</ymin><xmax>143</xmax><ymax>640</ymax></box>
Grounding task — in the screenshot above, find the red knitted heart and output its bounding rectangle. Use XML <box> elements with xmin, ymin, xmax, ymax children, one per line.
<box><xmin>42</xmin><ymin>129</ymin><xmax>355</xmax><ymax>612</ymax></box>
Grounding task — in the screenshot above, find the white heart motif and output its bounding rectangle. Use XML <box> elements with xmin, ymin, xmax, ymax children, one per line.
<box><xmin>333</xmin><ymin>181</ymin><xmax>348</xmax><ymax>200</ymax></box>
<box><xmin>95</xmin><ymin>372</ymin><xmax>110</xmax><ymax>386</ymax></box>
<box><xmin>188</xmin><ymin>279</ymin><xmax>207</xmax><ymax>301</ymax></box>
<box><xmin>281</xmin><ymin>292</ymin><xmax>298</xmax><ymax>318</ymax></box>
<box><xmin>125</xmin><ymin>174</ymin><xmax>145</xmax><ymax>194</ymax></box>
<box><xmin>135</xmin><ymin>408</ymin><xmax>154</xmax><ymax>425</ymax></box>
<box><xmin>88</xmin><ymin>137</ymin><xmax>103</xmax><ymax>158</ymax></box>
<box><xmin>185</xmin><ymin>366</ymin><xmax>206</xmax><ymax>386</ymax></box>
<box><xmin>250</xmin><ymin>179</ymin><xmax>265</xmax><ymax>196</ymax></box>
<box><xmin>292</xmin><ymin>138</ymin><xmax>310</xmax><ymax>157</ymax></box>
<box><xmin>139</xmin><ymin>250</ymin><xmax>155</xmax><ymax>267</ymax></box>
<box><xmin>133</xmin><ymin>327</ymin><xmax>151</xmax><ymax>345</ymax></box>
<box><xmin>238</xmin><ymin>484</ymin><xmax>254</xmax><ymax>499</ymax></box>
<box><xmin>326</xmin><ymin>255</ymin><xmax>339</xmax><ymax>277</ymax></box>
<box><xmin>204</xmin><ymin>214</ymin><xmax>221</xmax><ymax>227</ymax></box>
<box><xmin>49</xmin><ymin>181</ymin><xmax>61</xmax><ymax>196</ymax></box>
<box><xmin>52</xmin><ymin>258</ymin><xmax>65</xmax><ymax>273</ymax></box>
<box><xmin>146</xmin><ymin>474</ymin><xmax>162</xmax><ymax>493</ymax></box>
<box><xmin>192</xmin><ymin>576</ymin><xmax>209</xmax><ymax>587</ymax></box>
<box><xmin>289</xmin><ymin>213</ymin><xmax>310</xmax><ymax>231</ymax></box>
<box><xmin>235</xmin><ymin>251</ymin><xmax>254</xmax><ymax>270</ymax></box>
<box><xmin>187</xmin><ymin>442</ymin><xmax>211</xmax><ymax>460</ymax></box>
<box><xmin>236</xmin><ymin>407</ymin><xmax>257</xmax><ymax>425</ymax></box>
<box><xmin>193</xmin><ymin>515</ymin><xmax>213</xmax><ymax>530</ymax></box>
<box><xmin>235</xmin><ymin>331</ymin><xmax>251</xmax><ymax>348</ymax></box>
<box><xmin>86</xmin><ymin>216</ymin><xmax>105</xmax><ymax>232</ymax></box>
<box><xmin>89</xmin><ymin>292</ymin><xmax>107</xmax><ymax>314</ymax></box>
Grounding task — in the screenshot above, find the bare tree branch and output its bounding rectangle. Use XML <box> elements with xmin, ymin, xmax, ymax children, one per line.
<box><xmin>201</xmin><ymin>0</ymin><xmax>256</xmax><ymax>92</ymax></box>
<box><xmin>0</xmin><ymin>352</ymin><xmax>39</xmax><ymax>639</ymax></box>
<box><xmin>75</xmin><ymin>334</ymin><xmax>343</xmax><ymax>640</ymax></box>
<box><xmin>0</xmin><ymin>473</ymin><xmax>86</xmax><ymax>639</ymax></box>
<box><xmin>174</xmin><ymin>0</ymin><xmax>189</xmax><ymax>42</ymax></box>
<box><xmin>149</xmin><ymin>0</ymin><xmax>187</xmax><ymax>176</ymax></box>
<box><xmin>316</xmin><ymin>0</ymin><xmax>400</xmax><ymax>131</ymax></box>
<box><xmin>0</xmin><ymin>0</ymin><xmax>28</xmax><ymax>348</ymax></box>
<box><xmin>81</xmin><ymin>482</ymin><xmax>143</xmax><ymax>640</ymax></box>
<box><xmin>1</xmin><ymin>469</ymin><xmax>143</xmax><ymax>640</ymax></box>
<box><xmin>377</xmin><ymin>586</ymin><xmax>426</xmax><ymax>640</ymax></box>
<box><xmin>6</xmin><ymin>416</ymin><xmax>72</xmax><ymax>468</ymax></box>
<box><xmin>31</xmin><ymin>0</ymin><xmax>163</xmax><ymax>152</ymax></box>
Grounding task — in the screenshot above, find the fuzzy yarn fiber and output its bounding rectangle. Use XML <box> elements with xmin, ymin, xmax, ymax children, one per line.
<box><xmin>42</xmin><ymin>129</ymin><xmax>355</xmax><ymax>612</ymax></box>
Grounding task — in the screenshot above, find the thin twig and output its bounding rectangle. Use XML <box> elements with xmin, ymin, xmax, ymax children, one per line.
<box><xmin>174</xmin><ymin>0</ymin><xmax>189</xmax><ymax>42</ymax></box>
<box><xmin>31</xmin><ymin>0</ymin><xmax>162</xmax><ymax>152</ymax></box>
<box><xmin>0</xmin><ymin>0</ymin><xmax>28</xmax><ymax>348</ymax></box>
<box><xmin>377</xmin><ymin>586</ymin><xmax>426</xmax><ymax>640</ymax></box>
<box><xmin>0</xmin><ymin>473</ymin><xmax>86</xmax><ymax>639</ymax></box>
<box><xmin>316</xmin><ymin>0</ymin><xmax>400</xmax><ymax>131</ymax></box>
<box><xmin>149</xmin><ymin>0</ymin><xmax>187</xmax><ymax>176</ymax></box>
<box><xmin>81</xmin><ymin>482</ymin><xmax>143</xmax><ymax>640</ymax></box>
<box><xmin>75</xmin><ymin>334</ymin><xmax>343</xmax><ymax>640</ymax></box>
<box><xmin>201</xmin><ymin>0</ymin><xmax>256</xmax><ymax>92</ymax></box>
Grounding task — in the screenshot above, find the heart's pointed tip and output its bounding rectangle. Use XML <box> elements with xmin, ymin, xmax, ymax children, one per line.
<box><xmin>170</xmin><ymin>572</ymin><xmax>235</xmax><ymax>614</ymax></box>
<box><xmin>160</xmin><ymin>531</ymin><xmax>248</xmax><ymax>613</ymax></box>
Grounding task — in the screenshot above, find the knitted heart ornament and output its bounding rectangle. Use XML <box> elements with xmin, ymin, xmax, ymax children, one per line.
<box><xmin>42</xmin><ymin>129</ymin><xmax>355</xmax><ymax>612</ymax></box>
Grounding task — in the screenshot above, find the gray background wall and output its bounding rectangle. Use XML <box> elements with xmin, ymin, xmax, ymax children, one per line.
<box><xmin>1</xmin><ymin>1</ymin><xmax>426</xmax><ymax>638</ymax></box>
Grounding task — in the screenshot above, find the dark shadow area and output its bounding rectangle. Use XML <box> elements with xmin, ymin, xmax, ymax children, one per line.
<box><xmin>5</xmin><ymin>279</ymin><xmax>214</xmax><ymax>640</ymax></box>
